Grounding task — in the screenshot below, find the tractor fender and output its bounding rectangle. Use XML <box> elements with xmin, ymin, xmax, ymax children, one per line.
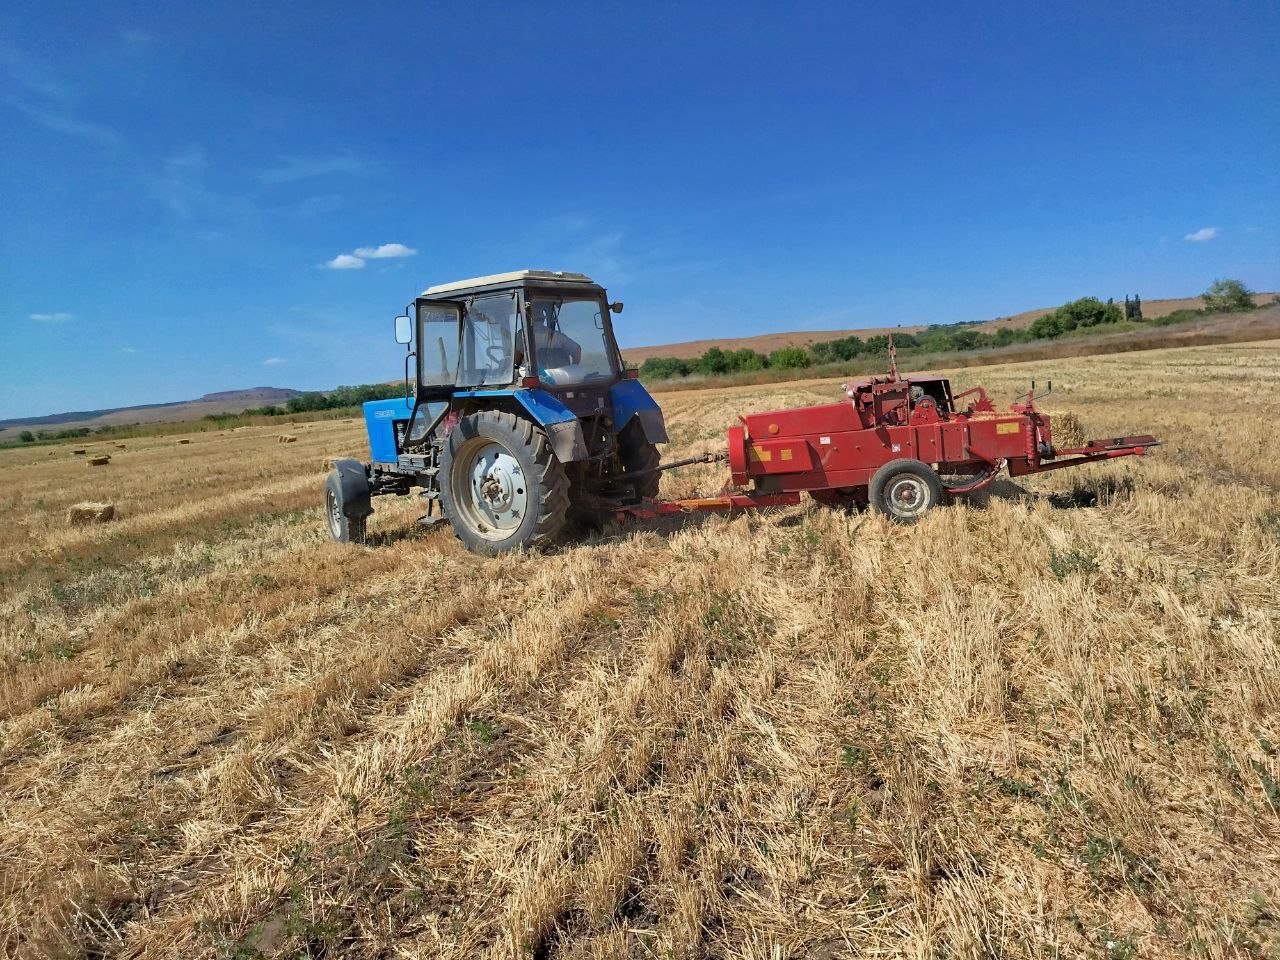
<box><xmin>330</xmin><ymin>458</ymin><xmax>373</xmax><ymax>520</ymax></box>
<box><xmin>610</xmin><ymin>379</ymin><xmax>668</xmax><ymax>444</ymax></box>
<box><xmin>512</xmin><ymin>389</ymin><xmax>589</xmax><ymax>462</ymax></box>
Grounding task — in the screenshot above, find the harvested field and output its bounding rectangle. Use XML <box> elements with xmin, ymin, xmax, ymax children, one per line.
<box><xmin>1</xmin><ymin>341</ymin><xmax>1278</xmax><ymax>958</ymax></box>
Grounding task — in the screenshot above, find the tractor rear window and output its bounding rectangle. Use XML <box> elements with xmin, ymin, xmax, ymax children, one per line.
<box><xmin>528</xmin><ymin>298</ymin><xmax>615</xmax><ymax>387</ymax></box>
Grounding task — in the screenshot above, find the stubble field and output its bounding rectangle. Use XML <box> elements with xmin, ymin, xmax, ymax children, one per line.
<box><xmin>2</xmin><ymin>341</ymin><xmax>1278</xmax><ymax>959</ymax></box>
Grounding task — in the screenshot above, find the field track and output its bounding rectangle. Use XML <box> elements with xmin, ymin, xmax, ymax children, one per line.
<box><xmin>2</xmin><ymin>341</ymin><xmax>1278</xmax><ymax>958</ymax></box>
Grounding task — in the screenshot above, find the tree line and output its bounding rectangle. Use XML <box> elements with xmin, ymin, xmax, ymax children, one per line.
<box><xmin>637</xmin><ymin>279</ymin><xmax>1259</xmax><ymax>383</ymax></box>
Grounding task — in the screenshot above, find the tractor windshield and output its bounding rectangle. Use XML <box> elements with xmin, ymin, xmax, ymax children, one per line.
<box><xmin>527</xmin><ymin>297</ymin><xmax>616</xmax><ymax>387</ymax></box>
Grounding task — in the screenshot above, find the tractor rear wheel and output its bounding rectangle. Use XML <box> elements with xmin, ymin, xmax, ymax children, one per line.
<box><xmin>618</xmin><ymin>418</ymin><xmax>661</xmax><ymax>500</ymax></box>
<box><xmin>868</xmin><ymin>459</ymin><xmax>943</xmax><ymax>524</ymax></box>
<box><xmin>440</xmin><ymin>411</ymin><xmax>569</xmax><ymax>554</ymax></box>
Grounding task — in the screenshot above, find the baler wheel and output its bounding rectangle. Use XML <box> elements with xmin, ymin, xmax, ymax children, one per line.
<box><xmin>439</xmin><ymin>411</ymin><xmax>569</xmax><ymax>554</ymax></box>
<box><xmin>868</xmin><ymin>459</ymin><xmax>943</xmax><ymax>524</ymax></box>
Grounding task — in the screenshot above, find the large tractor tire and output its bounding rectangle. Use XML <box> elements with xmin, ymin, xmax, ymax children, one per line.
<box><xmin>868</xmin><ymin>459</ymin><xmax>943</xmax><ymax>524</ymax></box>
<box><xmin>618</xmin><ymin>418</ymin><xmax>661</xmax><ymax>500</ymax></box>
<box><xmin>439</xmin><ymin>411</ymin><xmax>569</xmax><ymax>554</ymax></box>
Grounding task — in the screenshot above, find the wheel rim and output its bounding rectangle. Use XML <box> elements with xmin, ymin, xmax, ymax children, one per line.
<box><xmin>885</xmin><ymin>475</ymin><xmax>931</xmax><ymax>518</ymax></box>
<box><xmin>326</xmin><ymin>487</ymin><xmax>344</xmax><ymax>539</ymax></box>
<box><xmin>453</xmin><ymin>439</ymin><xmax>529</xmax><ymax>541</ymax></box>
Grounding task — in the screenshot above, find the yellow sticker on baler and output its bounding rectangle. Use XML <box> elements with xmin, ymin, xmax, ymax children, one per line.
<box><xmin>753</xmin><ymin>448</ymin><xmax>772</xmax><ymax>462</ymax></box>
<box><xmin>997</xmin><ymin>422</ymin><xmax>1021</xmax><ymax>434</ymax></box>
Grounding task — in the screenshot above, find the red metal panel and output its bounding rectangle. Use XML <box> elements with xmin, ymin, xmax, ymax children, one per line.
<box><xmin>742</xmin><ymin>403</ymin><xmax>855</xmax><ymax>439</ymax></box>
<box><xmin>963</xmin><ymin>416</ymin><xmax>1029</xmax><ymax>462</ymax></box>
<box><xmin>941</xmin><ymin>421</ymin><xmax>969</xmax><ymax>462</ymax></box>
<box><xmin>727</xmin><ymin>425</ymin><xmax>748</xmax><ymax>485</ymax></box>
<box><xmin>747</xmin><ymin>438</ymin><xmax>816</xmax><ymax>474</ymax></box>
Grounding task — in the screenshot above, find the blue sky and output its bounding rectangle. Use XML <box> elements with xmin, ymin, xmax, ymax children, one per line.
<box><xmin>2</xmin><ymin>1</ymin><xmax>1277</xmax><ymax>419</ymax></box>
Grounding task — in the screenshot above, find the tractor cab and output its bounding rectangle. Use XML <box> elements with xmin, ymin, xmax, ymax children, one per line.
<box><xmin>397</xmin><ymin>270</ymin><xmax>635</xmax><ymax>443</ymax></box>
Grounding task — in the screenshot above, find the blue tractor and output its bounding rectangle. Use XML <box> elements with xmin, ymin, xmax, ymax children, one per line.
<box><xmin>325</xmin><ymin>270</ymin><xmax>668</xmax><ymax>553</ymax></box>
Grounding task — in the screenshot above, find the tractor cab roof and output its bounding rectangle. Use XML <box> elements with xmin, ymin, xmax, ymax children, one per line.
<box><xmin>419</xmin><ymin>270</ymin><xmax>602</xmax><ymax>301</ymax></box>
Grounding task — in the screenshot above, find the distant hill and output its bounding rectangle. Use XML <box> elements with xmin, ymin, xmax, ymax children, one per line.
<box><xmin>620</xmin><ymin>292</ymin><xmax>1279</xmax><ymax>362</ymax></box>
<box><xmin>0</xmin><ymin>387</ymin><xmax>301</xmax><ymax>438</ymax></box>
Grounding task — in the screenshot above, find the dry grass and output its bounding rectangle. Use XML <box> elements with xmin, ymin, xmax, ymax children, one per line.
<box><xmin>2</xmin><ymin>341</ymin><xmax>1279</xmax><ymax>959</ymax></box>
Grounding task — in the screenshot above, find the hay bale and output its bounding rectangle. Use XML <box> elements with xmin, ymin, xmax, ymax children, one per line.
<box><xmin>177</xmin><ymin>438</ymin><xmax>191</xmax><ymax>445</ymax></box>
<box><xmin>115</xmin><ymin>443</ymin><xmax>127</xmax><ymax>449</ymax></box>
<box><xmin>278</xmin><ymin>434</ymin><xmax>298</xmax><ymax>444</ymax></box>
<box><xmin>88</xmin><ymin>454</ymin><xmax>111</xmax><ymax>466</ymax></box>
<box><xmin>67</xmin><ymin>502</ymin><xmax>116</xmax><ymax>525</ymax></box>
<box><xmin>1051</xmin><ymin>412</ymin><xmax>1088</xmax><ymax>450</ymax></box>
<box><xmin>72</xmin><ymin>449</ymin><xmax>87</xmax><ymax>455</ymax></box>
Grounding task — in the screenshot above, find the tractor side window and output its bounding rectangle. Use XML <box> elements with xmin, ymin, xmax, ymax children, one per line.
<box><xmin>417</xmin><ymin>303</ymin><xmax>460</xmax><ymax>388</ymax></box>
<box><xmin>459</xmin><ymin>294</ymin><xmax>517</xmax><ymax>387</ymax></box>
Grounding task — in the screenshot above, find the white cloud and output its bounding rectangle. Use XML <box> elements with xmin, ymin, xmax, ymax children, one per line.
<box><xmin>263</xmin><ymin>357</ymin><xmax>285</xmax><ymax>365</ymax></box>
<box><xmin>2</xmin><ymin>45</ymin><xmax>123</xmax><ymax>146</ymax></box>
<box><xmin>352</xmin><ymin>242</ymin><xmax>417</xmax><ymax>259</ymax></box>
<box><xmin>323</xmin><ymin>242</ymin><xmax>416</xmax><ymax>270</ymax></box>
<box><xmin>260</xmin><ymin>155</ymin><xmax>368</xmax><ymax>184</ymax></box>
<box><xmin>324</xmin><ymin>254</ymin><xmax>365</xmax><ymax>270</ymax></box>
<box><xmin>119</xmin><ymin>29</ymin><xmax>153</xmax><ymax>49</ymax></box>
<box><xmin>30</xmin><ymin>312</ymin><xmax>73</xmax><ymax>323</ymax></box>
<box><xmin>119</xmin><ymin>346</ymin><xmax>137</xmax><ymax>354</ymax></box>
<box><xmin>1184</xmin><ymin>227</ymin><xmax>1219</xmax><ymax>242</ymax></box>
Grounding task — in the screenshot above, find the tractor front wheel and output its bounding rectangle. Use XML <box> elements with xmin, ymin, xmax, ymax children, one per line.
<box><xmin>868</xmin><ymin>459</ymin><xmax>943</xmax><ymax>524</ymax></box>
<box><xmin>440</xmin><ymin>411</ymin><xmax>569</xmax><ymax>554</ymax></box>
<box><xmin>325</xmin><ymin>473</ymin><xmax>367</xmax><ymax>544</ymax></box>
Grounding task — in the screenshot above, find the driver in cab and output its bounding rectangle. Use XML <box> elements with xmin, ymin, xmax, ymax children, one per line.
<box><xmin>528</xmin><ymin>302</ymin><xmax>582</xmax><ymax>374</ymax></box>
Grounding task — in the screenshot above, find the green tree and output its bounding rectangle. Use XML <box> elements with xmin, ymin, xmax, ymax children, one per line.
<box><xmin>830</xmin><ymin>336</ymin><xmax>864</xmax><ymax>361</ymax></box>
<box><xmin>1132</xmin><ymin>294</ymin><xmax>1142</xmax><ymax>321</ymax></box>
<box><xmin>809</xmin><ymin>341</ymin><xmax>837</xmax><ymax>363</ymax></box>
<box><xmin>639</xmin><ymin>356</ymin><xmax>690</xmax><ymax>380</ymax></box>
<box><xmin>863</xmin><ymin>335</ymin><xmax>890</xmax><ymax>356</ymax></box>
<box><xmin>1202</xmin><ymin>278</ymin><xmax>1256</xmax><ymax>313</ymax></box>
<box><xmin>769</xmin><ymin>346</ymin><xmax>810</xmax><ymax>370</ymax></box>
<box><xmin>18</xmin><ymin>430</ymin><xmax>35</xmax><ymax>443</ymax></box>
<box><xmin>728</xmin><ymin>349</ymin><xmax>768</xmax><ymax>372</ymax></box>
<box><xmin>695</xmin><ymin>346</ymin><xmax>732</xmax><ymax>375</ymax></box>
<box><xmin>1029</xmin><ymin>313</ymin><xmax>1064</xmax><ymax>339</ymax></box>
<box><xmin>993</xmin><ymin>327</ymin><xmax>1028</xmax><ymax>347</ymax></box>
<box><xmin>891</xmin><ymin>332</ymin><xmax>920</xmax><ymax>349</ymax></box>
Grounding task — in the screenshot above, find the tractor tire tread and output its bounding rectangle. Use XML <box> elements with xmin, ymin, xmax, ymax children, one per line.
<box><xmin>441</xmin><ymin>410</ymin><xmax>568</xmax><ymax>553</ymax></box>
<box><xmin>619</xmin><ymin>419</ymin><xmax>662</xmax><ymax>500</ymax></box>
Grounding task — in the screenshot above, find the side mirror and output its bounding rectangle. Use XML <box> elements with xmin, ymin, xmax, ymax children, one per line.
<box><xmin>394</xmin><ymin>315</ymin><xmax>412</xmax><ymax>345</ymax></box>
<box><xmin>610</xmin><ymin>301</ymin><xmax>624</xmax><ymax>314</ymax></box>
